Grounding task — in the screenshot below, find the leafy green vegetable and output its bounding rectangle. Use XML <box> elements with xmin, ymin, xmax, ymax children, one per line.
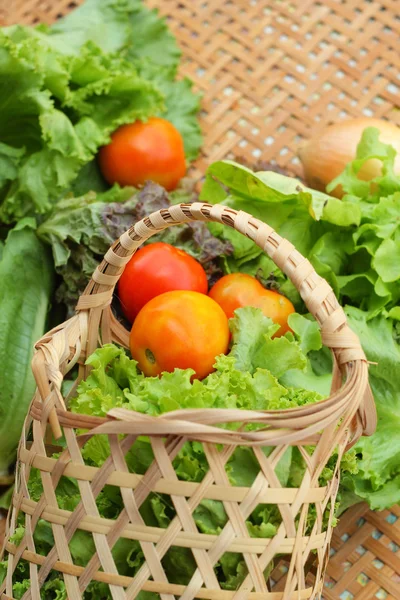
<box><xmin>0</xmin><ymin>0</ymin><xmax>201</xmax><ymax>224</ymax></box>
<box><xmin>200</xmin><ymin>131</ymin><xmax>400</xmax><ymax>513</ymax></box>
<box><xmin>38</xmin><ymin>186</ymin><xmax>137</xmax><ymax>267</ymax></box>
<box><xmin>38</xmin><ymin>181</ymin><xmax>232</xmax><ymax>314</ymax></box>
<box><xmin>48</xmin><ymin>0</ymin><xmax>179</xmax><ymax>66</ymax></box>
<box><xmin>70</xmin><ymin>308</ymin><xmax>322</xmax><ymax>423</ymax></box>
<box><xmin>327</xmin><ymin>127</ymin><xmax>400</xmax><ymax>198</ymax></box>
<box><xmin>229</xmin><ymin>307</ymin><xmax>307</xmax><ymax>377</ymax></box>
<box><xmin>201</xmin><ymin>136</ymin><xmax>400</xmax><ymax>313</ymax></box>
<box><xmin>0</xmin><ymin>28</ymin><xmax>162</xmax><ymax>223</ymax></box>
<box><xmin>339</xmin><ymin>308</ymin><xmax>400</xmax><ymax>510</ymax></box>
<box><xmin>49</xmin><ymin>0</ymin><xmax>201</xmax><ymax>158</ymax></box>
<box><xmin>0</xmin><ymin>222</ymin><xmax>53</xmax><ymax>477</ymax></box>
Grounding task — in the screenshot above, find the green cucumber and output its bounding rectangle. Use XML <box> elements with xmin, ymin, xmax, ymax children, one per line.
<box><xmin>0</xmin><ymin>223</ymin><xmax>53</xmax><ymax>478</ymax></box>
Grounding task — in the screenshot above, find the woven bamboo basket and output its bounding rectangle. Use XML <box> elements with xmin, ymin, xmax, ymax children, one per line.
<box><xmin>1</xmin><ymin>2</ymin><xmax>400</xmax><ymax>599</ymax></box>
<box><xmin>2</xmin><ymin>200</ymin><xmax>375</xmax><ymax>600</ymax></box>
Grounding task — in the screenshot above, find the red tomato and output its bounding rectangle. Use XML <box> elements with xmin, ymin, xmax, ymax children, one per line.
<box><xmin>118</xmin><ymin>242</ymin><xmax>208</xmax><ymax>323</ymax></box>
<box><xmin>98</xmin><ymin>117</ymin><xmax>186</xmax><ymax>191</ymax></box>
<box><xmin>209</xmin><ymin>273</ymin><xmax>295</xmax><ymax>336</ymax></box>
<box><xmin>130</xmin><ymin>291</ymin><xmax>230</xmax><ymax>379</ymax></box>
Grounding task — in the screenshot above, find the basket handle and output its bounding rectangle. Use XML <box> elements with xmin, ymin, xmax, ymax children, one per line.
<box><xmin>36</xmin><ymin>201</ymin><xmax>375</xmax><ymax>441</ymax></box>
<box><xmin>78</xmin><ymin>201</ymin><xmax>365</xmax><ymax>366</ymax></box>
<box><xmin>62</xmin><ymin>202</ymin><xmax>374</xmax><ymax>445</ymax></box>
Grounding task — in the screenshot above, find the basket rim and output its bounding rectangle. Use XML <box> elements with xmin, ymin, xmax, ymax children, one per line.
<box><xmin>31</xmin><ymin>201</ymin><xmax>375</xmax><ymax>447</ymax></box>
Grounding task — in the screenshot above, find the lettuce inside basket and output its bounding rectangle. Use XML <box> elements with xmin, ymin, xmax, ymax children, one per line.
<box><xmin>0</xmin><ymin>202</ymin><xmax>374</xmax><ymax>600</ymax></box>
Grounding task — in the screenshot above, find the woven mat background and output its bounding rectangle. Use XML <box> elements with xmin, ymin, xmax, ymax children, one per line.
<box><xmin>2</xmin><ymin>0</ymin><xmax>400</xmax><ymax>177</ymax></box>
<box><xmin>1</xmin><ymin>1</ymin><xmax>400</xmax><ymax>599</ymax></box>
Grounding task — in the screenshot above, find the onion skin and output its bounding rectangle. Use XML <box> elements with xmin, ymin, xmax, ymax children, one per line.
<box><xmin>298</xmin><ymin>118</ymin><xmax>400</xmax><ymax>198</ymax></box>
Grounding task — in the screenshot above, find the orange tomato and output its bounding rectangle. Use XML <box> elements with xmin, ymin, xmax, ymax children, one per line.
<box><xmin>99</xmin><ymin>117</ymin><xmax>186</xmax><ymax>191</ymax></box>
<box><xmin>255</xmin><ymin>292</ymin><xmax>295</xmax><ymax>336</ymax></box>
<box><xmin>130</xmin><ymin>291</ymin><xmax>230</xmax><ymax>379</ymax></box>
<box><xmin>209</xmin><ymin>273</ymin><xmax>295</xmax><ymax>336</ymax></box>
<box><xmin>118</xmin><ymin>242</ymin><xmax>208</xmax><ymax>323</ymax></box>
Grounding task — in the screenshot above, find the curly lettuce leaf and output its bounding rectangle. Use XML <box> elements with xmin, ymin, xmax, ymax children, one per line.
<box><xmin>49</xmin><ymin>0</ymin><xmax>181</xmax><ymax>70</ymax></box>
<box><xmin>327</xmin><ymin>127</ymin><xmax>400</xmax><ymax>198</ymax></box>
<box><xmin>279</xmin><ymin>314</ymin><xmax>332</xmax><ymax>397</ymax></box>
<box><xmin>229</xmin><ymin>307</ymin><xmax>307</xmax><ymax>377</ymax></box>
<box><xmin>339</xmin><ymin>307</ymin><xmax>400</xmax><ymax>510</ymax></box>
<box><xmin>0</xmin><ymin>29</ymin><xmax>162</xmax><ymax>222</ymax></box>
<box><xmin>45</xmin><ymin>0</ymin><xmax>137</xmax><ymax>55</ymax></box>
<box><xmin>37</xmin><ymin>186</ymin><xmax>137</xmax><ymax>267</ymax></box>
<box><xmin>0</xmin><ymin>143</ymin><xmax>25</xmax><ymax>190</ymax></box>
<box><xmin>69</xmin><ymin>309</ymin><xmax>324</xmax><ymax>454</ymax></box>
<box><xmin>326</xmin><ymin>129</ymin><xmax>400</xmax><ymax>308</ymax></box>
<box><xmin>154</xmin><ymin>74</ymin><xmax>202</xmax><ymax>161</ymax></box>
<box><xmin>70</xmin><ymin>307</ymin><xmax>323</xmax><ymax>427</ymax></box>
<box><xmin>49</xmin><ymin>0</ymin><xmax>201</xmax><ymax>160</ymax></box>
<box><xmin>36</xmin><ymin>185</ymin><xmax>138</xmax><ymax>313</ymax></box>
<box><xmin>0</xmin><ymin>0</ymin><xmax>201</xmax><ymax>223</ymax></box>
<box><xmin>202</xmin><ymin>138</ymin><xmax>400</xmax><ymax>314</ymax></box>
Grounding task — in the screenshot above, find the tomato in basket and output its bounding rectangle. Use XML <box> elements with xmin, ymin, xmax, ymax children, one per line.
<box><xmin>99</xmin><ymin>117</ymin><xmax>186</xmax><ymax>191</ymax></box>
<box><xmin>118</xmin><ymin>242</ymin><xmax>208</xmax><ymax>323</ymax></box>
<box><xmin>130</xmin><ymin>290</ymin><xmax>230</xmax><ymax>379</ymax></box>
<box><xmin>209</xmin><ymin>273</ymin><xmax>295</xmax><ymax>336</ymax></box>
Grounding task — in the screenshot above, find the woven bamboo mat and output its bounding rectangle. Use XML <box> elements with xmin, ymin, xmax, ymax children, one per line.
<box><xmin>2</xmin><ymin>0</ymin><xmax>400</xmax><ymax>178</ymax></box>
<box><xmin>1</xmin><ymin>1</ymin><xmax>400</xmax><ymax>599</ymax></box>
<box><xmin>324</xmin><ymin>504</ymin><xmax>400</xmax><ymax>600</ymax></box>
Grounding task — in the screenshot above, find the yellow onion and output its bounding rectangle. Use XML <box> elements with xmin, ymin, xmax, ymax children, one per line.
<box><xmin>298</xmin><ymin>118</ymin><xmax>400</xmax><ymax>198</ymax></box>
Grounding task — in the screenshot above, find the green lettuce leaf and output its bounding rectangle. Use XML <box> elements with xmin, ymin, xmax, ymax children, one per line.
<box><xmin>201</xmin><ymin>150</ymin><xmax>400</xmax><ymax>313</ymax></box>
<box><xmin>49</xmin><ymin>0</ymin><xmax>180</xmax><ymax>69</ymax></box>
<box><xmin>199</xmin><ymin>147</ymin><xmax>400</xmax><ymax>514</ymax></box>
<box><xmin>49</xmin><ymin>0</ymin><xmax>201</xmax><ymax>160</ymax></box>
<box><xmin>154</xmin><ymin>75</ymin><xmax>202</xmax><ymax>161</ymax></box>
<box><xmin>38</xmin><ymin>181</ymin><xmax>231</xmax><ymax>314</ymax></box>
<box><xmin>0</xmin><ymin>0</ymin><xmax>201</xmax><ymax>224</ymax></box>
<box><xmin>37</xmin><ymin>186</ymin><xmax>137</xmax><ymax>267</ymax></box>
<box><xmin>46</xmin><ymin>0</ymin><xmax>138</xmax><ymax>55</ymax></box>
<box><xmin>0</xmin><ymin>29</ymin><xmax>162</xmax><ymax>222</ymax></box>
<box><xmin>37</xmin><ymin>185</ymin><xmax>138</xmax><ymax>313</ymax></box>
<box><xmin>339</xmin><ymin>307</ymin><xmax>400</xmax><ymax>510</ymax></box>
<box><xmin>279</xmin><ymin>314</ymin><xmax>332</xmax><ymax>396</ymax></box>
<box><xmin>0</xmin><ymin>143</ymin><xmax>25</xmax><ymax>190</ymax></box>
<box><xmin>229</xmin><ymin>307</ymin><xmax>306</xmax><ymax>377</ymax></box>
<box><xmin>327</xmin><ymin>127</ymin><xmax>400</xmax><ymax>198</ymax></box>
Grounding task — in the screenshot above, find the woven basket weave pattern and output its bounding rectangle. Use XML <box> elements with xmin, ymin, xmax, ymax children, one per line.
<box><xmin>1</xmin><ymin>1</ymin><xmax>400</xmax><ymax>599</ymax></box>
<box><xmin>1</xmin><ymin>203</ymin><xmax>371</xmax><ymax>599</ymax></box>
